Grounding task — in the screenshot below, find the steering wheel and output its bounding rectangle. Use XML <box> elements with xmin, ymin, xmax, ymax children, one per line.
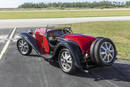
<box><xmin>63</xmin><ymin>27</ymin><xmax>72</xmax><ymax>34</ymax></box>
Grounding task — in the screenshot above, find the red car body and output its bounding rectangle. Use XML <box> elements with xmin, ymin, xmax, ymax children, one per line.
<box><xmin>64</xmin><ymin>34</ymin><xmax>96</xmax><ymax>55</ymax></box>
<box><xmin>17</xmin><ymin>26</ymin><xmax>117</xmax><ymax>73</ymax></box>
<box><xmin>35</xmin><ymin>28</ymin><xmax>96</xmax><ymax>55</ymax></box>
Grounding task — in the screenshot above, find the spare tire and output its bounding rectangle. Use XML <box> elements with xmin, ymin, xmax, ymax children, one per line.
<box><xmin>90</xmin><ymin>39</ymin><xmax>100</xmax><ymax>64</ymax></box>
<box><xmin>90</xmin><ymin>38</ymin><xmax>117</xmax><ymax>66</ymax></box>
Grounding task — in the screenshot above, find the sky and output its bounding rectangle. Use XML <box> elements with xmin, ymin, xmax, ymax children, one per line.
<box><xmin>0</xmin><ymin>0</ymin><xmax>130</xmax><ymax>8</ymax></box>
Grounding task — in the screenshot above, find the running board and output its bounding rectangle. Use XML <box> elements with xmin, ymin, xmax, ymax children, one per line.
<box><xmin>41</xmin><ymin>54</ymin><xmax>53</xmax><ymax>59</ymax></box>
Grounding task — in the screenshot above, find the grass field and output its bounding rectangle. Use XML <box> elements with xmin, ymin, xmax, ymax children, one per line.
<box><xmin>0</xmin><ymin>10</ymin><xmax>130</xmax><ymax>19</ymax></box>
<box><xmin>72</xmin><ymin>21</ymin><xmax>130</xmax><ymax>60</ymax></box>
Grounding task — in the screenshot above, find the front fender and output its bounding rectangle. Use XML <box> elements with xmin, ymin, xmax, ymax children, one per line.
<box><xmin>55</xmin><ymin>40</ymin><xmax>83</xmax><ymax>70</ymax></box>
<box><xmin>19</xmin><ymin>32</ymin><xmax>41</xmax><ymax>56</ymax></box>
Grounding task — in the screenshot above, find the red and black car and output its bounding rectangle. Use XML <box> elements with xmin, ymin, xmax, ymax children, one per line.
<box><xmin>17</xmin><ymin>25</ymin><xmax>117</xmax><ymax>74</ymax></box>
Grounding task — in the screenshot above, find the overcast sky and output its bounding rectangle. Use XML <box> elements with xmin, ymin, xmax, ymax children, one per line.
<box><xmin>0</xmin><ymin>0</ymin><xmax>130</xmax><ymax>8</ymax></box>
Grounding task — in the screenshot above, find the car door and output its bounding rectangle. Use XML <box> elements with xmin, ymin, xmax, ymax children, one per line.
<box><xmin>35</xmin><ymin>29</ymin><xmax>50</xmax><ymax>54</ymax></box>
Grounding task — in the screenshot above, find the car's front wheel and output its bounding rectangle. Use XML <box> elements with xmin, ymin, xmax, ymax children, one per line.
<box><xmin>17</xmin><ymin>38</ymin><xmax>32</xmax><ymax>55</ymax></box>
<box><xmin>58</xmin><ymin>48</ymin><xmax>76</xmax><ymax>74</ymax></box>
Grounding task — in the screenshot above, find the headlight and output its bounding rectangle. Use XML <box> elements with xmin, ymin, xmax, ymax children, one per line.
<box><xmin>85</xmin><ymin>53</ymin><xmax>88</xmax><ymax>58</ymax></box>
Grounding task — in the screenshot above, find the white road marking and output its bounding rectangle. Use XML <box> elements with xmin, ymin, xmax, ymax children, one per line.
<box><xmin>0</xmin><ymin>40</ymin><xmax>6</xmax><ymax>43</ymax></box>
<box><xmin>0</xmin><ymin>27</ymin><xmax>16</xmax><ymax>59</ymax></box>
<box><xmin>0</xmin><ymin>35</ymin><xmax>8</xmax><ymax>40</ymax></box>
<box><xmin>0</xmin><ymin>34</ymin><xmax>20</xmax><ymax>43</ymax></box>
<box><xmin>0</xmin><ymin>35</ymin><xmax>8</xmax><ymax>43</ymax></box>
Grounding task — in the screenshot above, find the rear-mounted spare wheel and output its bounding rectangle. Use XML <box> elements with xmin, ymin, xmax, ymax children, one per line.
<box><xmin>90</xmin><ymin>38</ymin><xmax>117</xmax><ymax>66</ymax></box>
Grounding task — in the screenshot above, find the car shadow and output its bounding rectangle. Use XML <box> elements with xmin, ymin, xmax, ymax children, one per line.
<box><xmin>28</xmin><ymin>54</ymin><xmax>130</xmax><ymax>82</ymax></box>
<box><xmin>72</xmin><ymin>62</ymin><xmax>130</xmax><ymax>82</ymax></box>
<box><xmin>29</xmin><ymin>54</ymin><xmax>40</xmax><ymax>57</ymax></box>
<box><xmin>49</xmin><ymin>60</ymin><xmax>130</xmax><ymax>83</ymax></box>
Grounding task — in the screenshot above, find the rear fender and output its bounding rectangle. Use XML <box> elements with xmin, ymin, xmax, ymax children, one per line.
<box><xmin>96</xmin><ymin>37</ymin><xmax>104</xmax><ymax>39</ymax></box>
<box><xmin>19</xmin><ymin>32</ymin><xmax>41</xmax><ymax>56</ymax></box>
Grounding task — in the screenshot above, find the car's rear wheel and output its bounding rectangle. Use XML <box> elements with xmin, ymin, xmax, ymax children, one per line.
<box><xmin>58</xmin><ymin>48</ymin><xmax>76</xmax><ymax>74</ymax></box>
<box><xmin>90</xmin><ymin>38</ymin><xmax>117</xmax><ymax>66</ymax></box>
<box><xmin>17</xmin><ymin>38</ymin><xmax>32</xmax><ymax>55</ymax></box>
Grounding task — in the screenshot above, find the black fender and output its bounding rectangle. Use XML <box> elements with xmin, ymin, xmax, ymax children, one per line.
<box><xmin>96</xmin><ymin>37</ymin><xmax>104</xmax><ymax>39</ymax></box>
<box><xmin>18</xmin><ymin>32</ymin><xmax>41</xmax><ymax>56</ymax></box>
<box><xmin>54</xmin><ymin>39</ymin><xmax>83</xmax><ymax>70</ymax></box>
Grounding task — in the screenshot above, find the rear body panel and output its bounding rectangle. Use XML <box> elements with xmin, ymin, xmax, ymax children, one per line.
<box><xmin>64</xmin><ymin>33</ymin><xmax>96</xmax><ymax>55</ymax></box>
<box><xmin>34</xmin><ymin>28</ymin><xmax>96</xmax><ymax>56</ymax></box>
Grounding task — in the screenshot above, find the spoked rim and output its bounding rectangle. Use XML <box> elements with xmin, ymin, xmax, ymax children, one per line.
<box><xmin>18</xmin><ymin>39</ymin><xmax>29</xmax><ymax>54</ymax></box>
<box><xmin>99</xmin><ymin>42</ymin><xmax>115</xmax><ymax>63</ymax></box>
<box><xmin>59</xmin><ymin>50</ymin><xmax>73</xmax><ymax>72</ymax></box>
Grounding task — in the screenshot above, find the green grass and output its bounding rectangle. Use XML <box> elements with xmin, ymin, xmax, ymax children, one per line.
<box><xmin>72</xmin><ymin>21</ymin><xmax>130</xmax><ymax>60</ymax></box>
<box><xmin>0</xmin><ymin>10</ymin><xmax>130</xmax><ymax>19</ymax></box>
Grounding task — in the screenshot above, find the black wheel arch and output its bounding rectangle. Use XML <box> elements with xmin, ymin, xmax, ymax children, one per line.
<box><xmin>54</xmin><ymin>40</ymin><xmax>83</xmax><ymax>70</ymax></box>
<box><xmin>18</xmin><ymin>32</ymin><xmax>41</xmax><ymax>56</ymax></box>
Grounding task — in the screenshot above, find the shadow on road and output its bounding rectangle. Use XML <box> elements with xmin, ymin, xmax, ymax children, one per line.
<box><xmin>49</xmin><ymin>60</ymin><xmax>130</xmax><ymax>83</ymax></box>
<box><xmin>29</xmin><ymin>54</ymin><xmax>40</xmax><ymax>57</ymax></box>
<box><xmin>28</xmin><ymin>54</ymin><xmax>130</xmax><ymax>83</ymax></box>
<box><xmin>72</xmin><ymin>63</ymin><xmax>130</xmax><ymax>82</ymax></box>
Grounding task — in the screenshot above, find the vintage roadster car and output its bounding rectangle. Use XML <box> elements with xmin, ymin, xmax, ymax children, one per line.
<box><xmin>17</xmin><ymin>25</ymin><xmax>117</xmax><ymax>74</ymax></box>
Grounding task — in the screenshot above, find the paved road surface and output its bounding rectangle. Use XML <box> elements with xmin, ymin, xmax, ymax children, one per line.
<box><xmin>0</xmin><ymin>16</ymin><xmax>130</xmax><ymax>28</ymax></box>
<box><xmin>0</xmin><ymin>27</ymin><xmax>129</xmax><ymax>87</ymax></box>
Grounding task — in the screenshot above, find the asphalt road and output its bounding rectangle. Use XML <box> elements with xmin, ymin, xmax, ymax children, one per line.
<box><xmin>0</xmin><ymin>16</ymin><xmax>130</xmax><ymax>28</ymax></box>
<box><xmin>0</xmin><ymin>27</ymin><xmax>130</xmax><ymax>87</ymax></box>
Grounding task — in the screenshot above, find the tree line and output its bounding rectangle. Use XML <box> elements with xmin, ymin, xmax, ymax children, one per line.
<box><xmin>18</xmin><ymin>1</ymin><xmax>130</xmax><ymax>8</ymax></box>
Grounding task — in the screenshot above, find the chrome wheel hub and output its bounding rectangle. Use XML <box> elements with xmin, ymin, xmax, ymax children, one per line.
<box><xmin>100</xmin><ymin>42</ymin><xmax>115</xmax><ymax>63</ymax></box>
<box><xmin>18</xmin><ymin>39</ymin><xmax>29</xmax><ymax>54</ymax></box>
<box><xmin>60</xmin><ymin>51</ymin><xmax>72</xmax><ymax>72</ymax></box>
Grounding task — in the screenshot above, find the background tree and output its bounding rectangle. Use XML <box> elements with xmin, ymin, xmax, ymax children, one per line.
<box><xmin>18</xmin><ymin>1</ymin><xmax>127</xmax><ymax>9</ymax></box>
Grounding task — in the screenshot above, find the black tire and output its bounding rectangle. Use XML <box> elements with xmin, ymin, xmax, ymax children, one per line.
<box><xmin>17</xmin><ymin>38</ymin><xmax>32</xmax><ymax>55</ymax></box>
<box><xmin>91</xmin><ymin>38</ymin><xmax>117</xmax><ymax>66</ymax></box>
<box><xmin>90</xmin><ymin>39</ymin><xmax>100</xmax><ymax>64</ymax></box>
<box><xmin>58</xmin><ymin>48</ymin><xmax>77</xmax><ymax>74</ymax></box>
